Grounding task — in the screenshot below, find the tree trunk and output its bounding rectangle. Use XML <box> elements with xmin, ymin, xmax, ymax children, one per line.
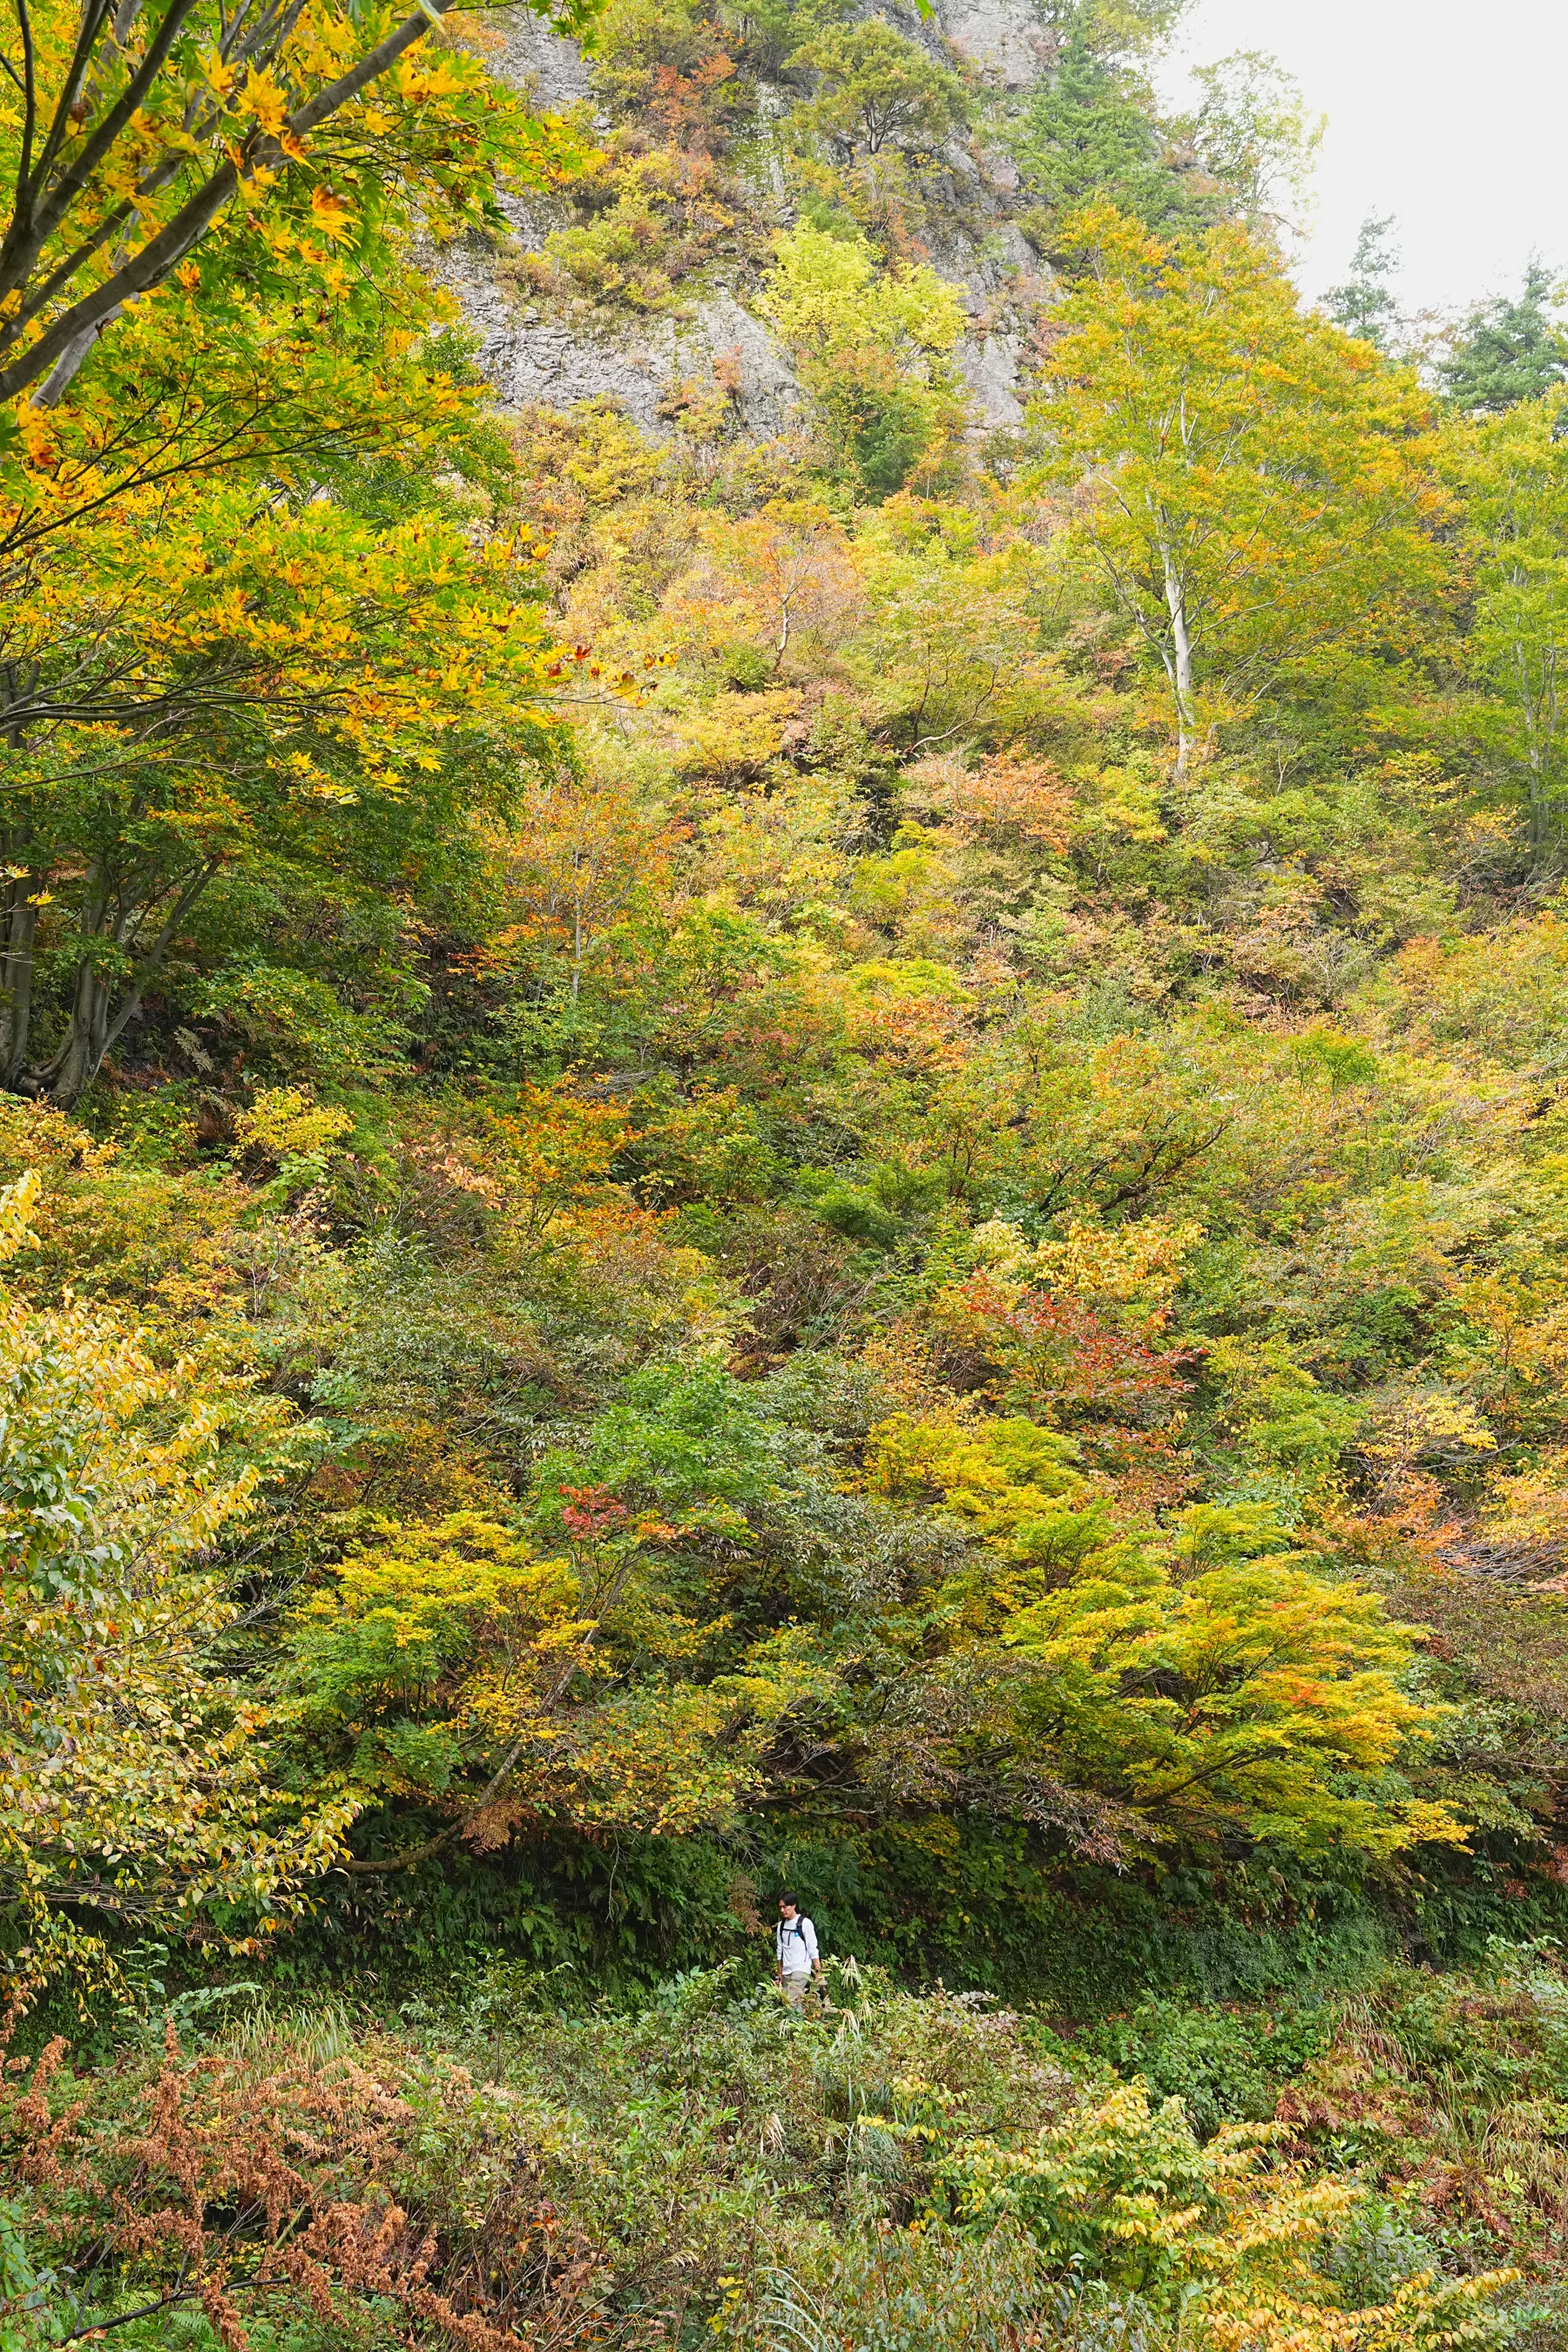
<box><xmin>1</xmin><ymin>667</ymin><xmax>42</xmax><ymax>1087</ymax></box>
<box><xmin>0</xmin><ymin>868</ymin><xmax>40</xmax><ymax>1085</ymax></box>
<box><xmin>34</xmin><ymin>306</ymin><xmax>122</xmax><ymax>409</ymax></box>
<box><xmin>1160</xmin><ymin>544</ymin><xmax>1196</xmax><ymax>784</ymax></box>
<box><xmin>38</xmin><ymin>855</ymin><xmax>219</xmax><ymax>1107</ymax></box>
<box><xmin>44</xmin><ymin>951</ymin><xmax>112</xmax><ymax>1106</ymax></box>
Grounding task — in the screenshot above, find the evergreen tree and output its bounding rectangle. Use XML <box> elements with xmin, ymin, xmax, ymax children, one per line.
<box><xmin>1008</xmin><ymin>21</ymin><xmax>1319</xmax><ymax>253</ymax></box>
<box><xmin>1325</xmin><ymin>213</ymin><xmax>1403</xmax><ymax>351</ymax></box>
<box><xmin>1442</xmin><ymin>260</ymin><xmax>1567</xmax><ymax>414</ymax></box>
<box><xmin>1008</xmin><ymin>29</ymin><xmax>1206</xmax><ymax>237</ymax></box>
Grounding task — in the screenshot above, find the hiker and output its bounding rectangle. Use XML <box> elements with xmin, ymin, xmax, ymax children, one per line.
<box><xmin>775</xmin><ymin>1893</ymin><xmax>823</xmax><ymax>2009</ymax></box>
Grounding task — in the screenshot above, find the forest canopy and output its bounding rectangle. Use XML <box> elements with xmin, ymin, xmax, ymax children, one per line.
<box><xmin>3</xmin><ymin>0</ymin><xmax>1568</xmax><ymax>2347</ymax></box>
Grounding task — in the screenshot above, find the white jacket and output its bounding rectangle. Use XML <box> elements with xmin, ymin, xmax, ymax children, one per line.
<box><xmin>776</xmin><ymin>1913</ymin><xmax>819</xmax><ymax>1975</ymax></box>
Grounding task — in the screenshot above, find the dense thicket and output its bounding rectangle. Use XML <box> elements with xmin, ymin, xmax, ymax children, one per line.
<box><xmin>3</xmin><ymin>0</ymin><xmax>1568</xmax><ymax>2345</ymax></box>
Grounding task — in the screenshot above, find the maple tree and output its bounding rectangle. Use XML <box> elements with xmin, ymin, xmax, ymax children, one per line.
<box><xmin>861</xmin><ymin>1408</ymin><xmax>1459</xmax><ymax>1859</ymax></box>
<box><xmin>280</xmin><ymin>1499</ymin><xmax>829</xmax><ymax>1865</ymax></box>
<box><xmin>1005</xmin><ymin>1536</ymin><xmax>1465</xmax><ymax>1862</ymax></box>
<box><xmin>0</xmin><ymin>275</ymin><xmax>565</xmax><ymax>1101</ymax></box>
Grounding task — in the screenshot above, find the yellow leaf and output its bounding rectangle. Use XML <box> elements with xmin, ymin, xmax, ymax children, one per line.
<box><xmin>310</xmin><ymin>186</ymin><xmax>355</xmax><ymax>242</ymax></box>
<box><xmin>240</xmin><ymin>66</ymin><xmax>287</xmax><ymax>139</ymax></box>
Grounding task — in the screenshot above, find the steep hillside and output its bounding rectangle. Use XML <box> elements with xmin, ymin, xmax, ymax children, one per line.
<box><xmin>6</xmin><ymin>1</ymin><xmax>1568</xmax><ymax>2345</ymax></box>
<box><xmin>442</xmin><ymin>0</ymin><xmax>1048</xmax><ymax>437</ymax></box>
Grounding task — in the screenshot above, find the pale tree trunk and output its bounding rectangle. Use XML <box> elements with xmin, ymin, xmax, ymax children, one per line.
<box><xmin>38</xmin><ymin>858</ymin><xmax>117</xmax><ymax>1105</ymax></box>
<box><xmin>34</xmin><ymin>307</ymin><xmax>123</xmax><ymax>409</ymax></box>
<box><xmin>0</xmin><ymin>864</ymin><xmax>40</xmax><ymax>1087</ymax></box>
<box><xmin>1160</xmin><ymin>543</ymin><xmax>1196</xmax><ymax>784</ymax></box>
<box><xmin>45</xmin><ymin>948</ymin><xmax>113</xmax><ymax>1106</ymax></box>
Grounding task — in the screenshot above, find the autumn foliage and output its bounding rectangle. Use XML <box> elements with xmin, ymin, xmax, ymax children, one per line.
<box><xmin>1</xmin><ymin>2017</ymin><xmax>614</xmax><ymax>2350</ymax></box>
<box><xmin>6</xmin><ymin>1</ymin><xmax>1568</xmax><ymax>2347</ymax></box>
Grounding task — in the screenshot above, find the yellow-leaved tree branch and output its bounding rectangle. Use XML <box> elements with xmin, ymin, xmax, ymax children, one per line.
<box><xmin>0</xmin><ymin>0</ymin><xmax>598</xmax><ymax>408</ymax></box>
<box><xmin>0</xmin><ymin>0</ymin><xmax>610</xmax><ymax>1108</ymax></box>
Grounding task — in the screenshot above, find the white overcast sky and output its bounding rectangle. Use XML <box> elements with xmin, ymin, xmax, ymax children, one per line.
<box><xmin>1155</xmin><ymin>0</ymin><xmax>1566</xmax><ymax>321</ymax></box>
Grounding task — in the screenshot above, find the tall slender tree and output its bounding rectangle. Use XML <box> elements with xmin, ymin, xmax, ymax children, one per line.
<box><xmin>1325</xmin><ymin>213</ymin><xmax>1403</xmax><ymax>353</ymax></box>
<box><xmin>1033</xmin><ymin>204</ymin><xmax>1443</xmax><ymax>778</ymax></box>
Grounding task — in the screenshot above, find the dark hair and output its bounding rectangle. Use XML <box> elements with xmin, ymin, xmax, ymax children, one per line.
<box><xmin>777</xmin><ymin>1892</ymin><xmax>800</xmax><ymax>1909</ymax></box>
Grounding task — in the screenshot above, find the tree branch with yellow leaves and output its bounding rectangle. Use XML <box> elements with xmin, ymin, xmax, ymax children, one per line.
<box><xmin>0</xmin><ymin>0</ymin><xmax>600</xmax><ymax>407</ymax></box>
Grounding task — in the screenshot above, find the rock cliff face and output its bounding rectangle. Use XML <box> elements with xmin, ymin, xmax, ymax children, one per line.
<box><xmin>443</xmin><ymin>220</ymin><xmax>807</xmax><ymax>440</ymax></box>
<box><xmin>936</xmin><ymin>0</ymin><xmax>1050</xmax><ymax>90</ymax></box>
<box><xmin>443</xmin><ymin>0</ymin><xmax>1053</xmax><ymax>440</ymax></box>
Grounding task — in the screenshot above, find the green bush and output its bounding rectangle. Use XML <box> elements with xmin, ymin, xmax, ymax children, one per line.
<box><xmin>1070</xmin><ymin>1993</ymin><xmax>1332</xmax><ymax>2138</ymax></box>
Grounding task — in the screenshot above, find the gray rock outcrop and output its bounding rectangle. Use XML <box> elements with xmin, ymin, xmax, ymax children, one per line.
<box><xmin>445</xmin><ymin>0</ymin><xmax>1051</xmax><ymax>440</ymax></box>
